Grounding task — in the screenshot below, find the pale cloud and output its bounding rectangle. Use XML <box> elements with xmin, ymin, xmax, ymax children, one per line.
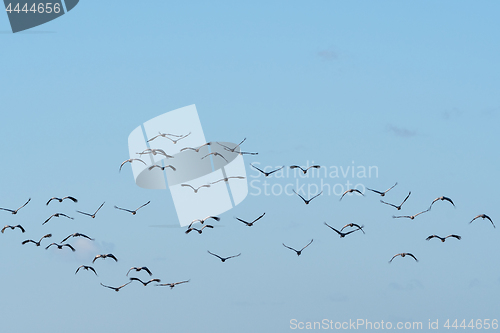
<box><xmin>388</xmin><ymin>279</ymin><xmax>423</xmax><ymax>291</ymax></box>
<box><xmin>386</xmin><ymin>124</ymin><xmax>417</xmax><ymax>138</ymax></box>
<box><xmin>318</xmin><ymin>49</ymin><xmax>338</xmax><ymax>61</ymax></box>
<box><xmin>441</xmin><ymin>108</ymin><xmax>463</xmax><ymax>120</ymax></box>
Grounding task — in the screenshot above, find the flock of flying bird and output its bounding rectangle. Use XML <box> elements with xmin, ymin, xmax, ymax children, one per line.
<box><xmin>1</xmin><ymin>195</ymin><xmax>190</xmax><ymax>292</ymax></box>
<box><xmin>117</xmin><ymin>133</ymin><xmax>494</xmax><ymax>265</ymax></box>
<box><xmin>3</xmin><ymin>133</ymin><xmax>495</xmax><ymax>294</ymax></box>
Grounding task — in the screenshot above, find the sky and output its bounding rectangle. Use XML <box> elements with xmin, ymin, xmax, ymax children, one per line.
<box><xmin>1</xmin><ymin>1</ymin><xmax>499</xmax><ymax>332</ymax></box>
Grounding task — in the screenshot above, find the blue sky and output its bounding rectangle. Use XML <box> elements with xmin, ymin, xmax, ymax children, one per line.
<box><xmin>1</xmin><ymin>1</ymin><xmax>499</xmax><ymax>332</ymax></box>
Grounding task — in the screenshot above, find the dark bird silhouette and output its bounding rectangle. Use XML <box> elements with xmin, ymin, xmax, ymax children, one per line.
<box><xmin>93</xmin><ymin>253</ymin><xmax>118</xmax><ymax>263</ymax></box>
<box><xmin>381</xmin><ymin>191</ymin><xmax>411</xmax><ymax>210</ymax></box>
<box><xmin>392</xmin><ymin>209</ymin><xmax>429</xmax><ymax>220</ymax></box>
<box><xmin>149</xmin><ymin>164</ymin><xmax>176</xmax><ymax>171</ymax></box>
<box><xmin>250</xmin><ymin>164</ymin><xmax>284</xmax><ymax>177</ymax></box>
<box><xmin>45</xmin><ymin>243</ymin><xmax>76</xmax><ymax>252</ymax></box>
<box><xmin>76</xmin><ymin>202</ymin><xmax>105</xmax><ymax>218</ymax></box>
<box><xmin>127</xmin><ymin>267</ymin><xmax>153</xmax><ymax>276</ymax></box>
<box><xmin>292</xmin><ymin>190</ymin><xmax>323</xmax><ymax>205</ymax></box>
<box><xmin>119</xmin><ymin>159</ymin><xmax>146</xmax><ymax>172</ymax></box>
<box><xmin>181</xmin><ymin>183</ymin><xmax>211</xmax><ymax>193</ymax></box>
<box><xmin>156</xmin><ymin>280</ymin><xmax>190</xmax><ymax>289</ymax></box>
<box><xmin>340</xmin><ymin>223</ymin><xmax>365</xmax><ymax>234</ymax></box>
<box><xmin>1</xmin><ymin>224</ymin><xmax>25</xmax><ymax>233</ymax></box>
<box><xmin>339</xmin><ymin>189</ymin><xmax>364</xmax><ymax>201</ymax></box>
<box><xmin>211</xmin><ymin>176</ymin><xmax>246</xmax><ymax>184</ymax></box>
<box><xmin>389</xmin><ymin>253</ymin><xmax>418</xmax><ymax>263</ymax></box>
<box><xmin>207</xmin><ymin>250</ymin><xmax>241</xmax><ymax>262</ymax></box>
<box><xmin>469</xmin><ymin>214</ymin><xmax>495</xmax><ymax>228</ymax></box>
<box><xmin>114</xmin><ymin>201</ymin><xmax>150</xmax><ymax>215</ymax></box>
<box><xmin>60</xmin><ymin>233</ymin><xmax>94</xmax><ymax>243</ymax></box>
<box><xmin>234</xmin><ymin>213</ymin><xmax>265</xmax><ymax>226</ymax></box>
<box><xmin>75</xmin><ymin>265</ymin><xmax>98</xmax><ymax>275</ymax></box>
<box><xmin>43</xmin><ymin>213</ymin><xmax>74</xmax><ymax>225</ymax></box>
<box><xmin>289</xmin><ymin>165</ymin><xmax>321</xmax><ymax>174</ymax></box>
<box><xmin>201</xmin><ymin>152</ymin><xmax>228</xmax><ymax>163</ymax></box>
<box><xmin>324</xmin><ymin>222</ymin><xmax>360</xmax><ymax>238</ymax></box>
<box><xmin>185</xmin><ymin>225</ymin><xmax>214</xmax><ymax>234</ymax></box>
<box><xmin>282</xmin><ymin>239</ymin><xmax>313</xmax><ymax>256</ymax></box>
<box><xmin>0</xmin><ymin>198</ymin><xmax>31</xmax><ymax>214</ymax></box>
<box><xmin>426</xmin><ymin>234</ymin><xmax>461</xmax><ymax>242</ymax></box>
<box><xmin>22</xmin><ymin>234</ymin><xmax>52</xmax><ymax>246</ymax></box>
<box><xmin>46</xmin><ymin>196</ymin><xmax>78</xmax><ymax>205</ymax></box>
<box><xmin>188</xmin><ymin>216</ymin><xmax>220</xmax><ymax>227</ymax></box>
<box><xmin>366</xmin><ymin>182</ymin><xmax>397</xmax><ymax>197</ymax></box>
<box><xmin>130</xmin><ymin>277</ymin><xmax>161</xmax><ymax>286</ymax></box>
<box><xmin>100</xmin><ymin>281</ymin><xmax>131</xmax><ymax>292</ymax></box>
<box><xmin>429</xmin><ymin>196</ymin><xmax>455</xmax><ymax>210</ymax></box>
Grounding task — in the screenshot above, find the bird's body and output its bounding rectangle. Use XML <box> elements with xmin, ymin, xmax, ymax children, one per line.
<box><xmin>61</xmin><ymin>233</ymin><xmax>94</xmax><ymax>243</ymax></box>
<box><xmin>1</xmin><ymin>224</ymin><xmax>25</xmax><ymax>233</ymax></box>
<box><xmin>46</xmin><ymin>196</ymin><xmax>78</xmax><ymax>205</ymax></box>
<box><xmin>149</xmin><ymin>164</ymin><xmax>176</xmax><ymax>171</ymax></box>
<box><xmin>148</xmin><ymin>132</ymin><xmax>191</xmax><ymax>144</ymax></box>
<box><xmin>393</xmin><ymin>209</ymin><xmax>429</xmax><ymax>220</ymax></box>
<box><xmin>426</xmin><ymin>234</ymin><xmax>461</xmax><ymax>242</ymax></box>
<box><xmin>211</xmin><ymin>176</ymin><xmax>246</xmax><ymax>184</ymax></box>
<box><xmin>93</xmin><ymin>253</ymin><xmax>118</xmax><ymax>263</ymax></box>
<box><xmin>76</xmin><ymin>202</ymin><xmax>105</xmax><ymax>218</ymax></box>
<box><xmin>324</xmin><ymin>222</ymin><xmax>360</xmax><ymax>238</ymax></box>
<box><xmin>147</xmin><ymin>132</ymin><xmax>184</xmax><ymax>142</ymax></box>
<box><xmin>250</xmin><ymin>164</ymin><xmax>284</xmax><ymax>177</ymax></box>
<box><xmin>100</xmin><ymin>282</ymin><xmax>131</xmax><ymax>292</ymax></box>
<box><xmin>130</xmin><ymin>277</ymin><xmax>161</xmax><ymax>286</ymax></box>
<box><xmin>137</xmin><ymin>148</ymin><xmax>173</xmax><ymax>158</ymax></box>
<box><xmin>45</xmin><ymin>243</ymin><xmax>76</xmax><ymax>252</ymax></box>
<box><xmin>189</xmin><ymin>216</ymin><xmax>220</xmax><ymax>227</ymax></box>
<box><xmin>470</xmin><ymin>214</ymin><xmax>495</xmax><ymax>228</ymax></box>
<box><xmin>293</xmin><ymin>190</ymin><xmax>322</xmax><ymax>205</ymax></box>
<box><xmin>429</xmin><ymin>196</ymin><xmax>455</xmax><ymax>210</ymax></box>
<box><xmin>381</xmin><ymin>191</ymin><xmax>411</xmax><ymax>210</ymax></box>
<box><xmin>180</xmin><ymin>142</ymin><xmax>213</xmax><ymax>153</ymax></box>
<box><xmin>234</xmin><ymin>213</ymin><xmax>265</xmax><ymax>227</ymax></box>
<box><xmin>120</xmin><ymin>159</ymin><xmax>146</xmax><ymax>172</ymax></box>
<box><xmin>201</xmin><ymin>152</ymin><xmax>228</xmax><ymax>163</ymax></box>
<box><xmin>282</xmin><ymin>239</ymin><xmax>313</xmax><ymax>256</ymax></box>
<box><xmin>185</xmin><ymin>225</ymin><xmax>214</xmax><ymax>234</ymax></box>
<box><xmin>43</xmin><ymin>213</ymin><xmax>74</xmax><ymax>225</ymax></box>
<box><xmin>22</xmin><ymin>234</ymin><xmax>52</xmax><ymax>246</ymax></box>
<box><xmin>217</xmin><ymin>139</ymin><xmax>258</xmax><ymax>155</ymax></box>
<box><xmin>127</xmin><ymin>267</ymin><xmax>153</xmax><ymax>276</ymax></box>
<box><xmin>0</xmin><ymin>198</ymin><xmax>31</xmax><ymax>214</ymax></box>
<box><xmin>207</xmin><ymin>250</ymin><xmax>241</xmax><ymax>262</ymax></box>
<box><xmin>340</xmin><ymin>223</ymin><xmax>365</xmax><ymax>234</ymax></box>
<box><xmin>75</xmin><ymin>265</ymin><xmax>98</xmax><ymax>275</ymax></box>
<box><xmin>114</xmin><ymin>201</ymin><xmax>150</xmax><ymax>215</ymax></box>
<box><xmin>366</xmin><ymin>182</ymin><xmax>397</xmax><ymax>197</ymax></box>
<box><xmin>181</xmin><ymin>183</ymin><xmax>211</xmax><ymax>193</ymax></box>
<box><xmin>156</xmin><ymin>280</ymin><xmax>190</xmax><ymax>289</ymax></box>
<box><xmin>339</xmin><ymin>189</ymin><xmax>364</xmax><ymax>201</ymax></box>
<box><xmin>217</xmin><ymin>138</ymin><xmax>247</xmax><ymax>153</ymax></box>
<box><xmin>389</xmin><ymin>253</ymin><xmax>418</xmax><ymax>263</ymax></box>
<box><xmin>289</xmin><ymin>165</ymin><xmax>321</xmax><ymax>174</ymax></box>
